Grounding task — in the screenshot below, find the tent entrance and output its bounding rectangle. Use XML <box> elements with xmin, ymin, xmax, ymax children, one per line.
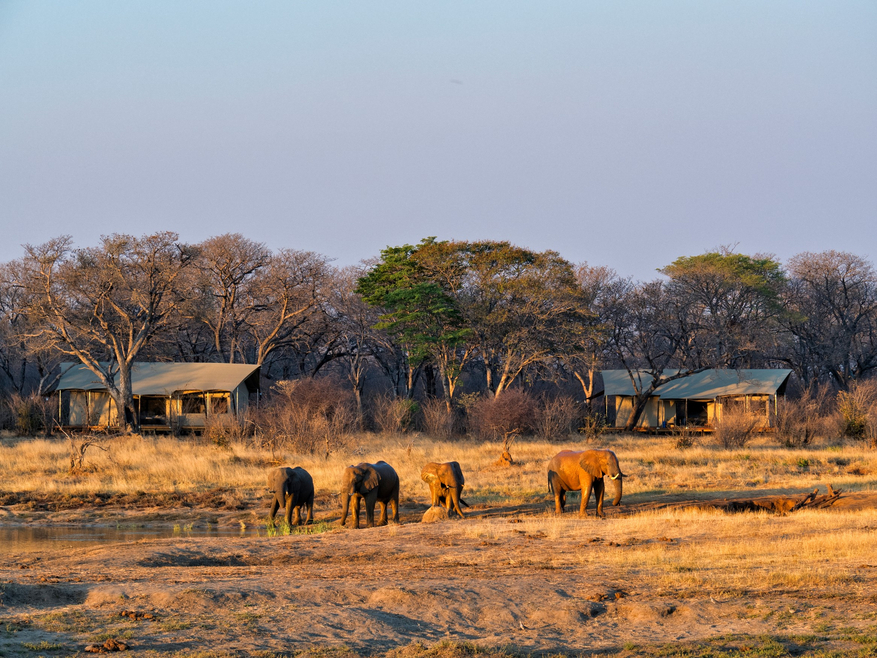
<box><xmin>679</xmin><ymin>400</ymin><xmax>709</xmax><ymax>427</ymax></box>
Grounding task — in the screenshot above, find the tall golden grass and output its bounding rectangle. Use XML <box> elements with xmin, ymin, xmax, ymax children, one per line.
<box><xmin>0</xmin><ymin>431</ymin><xmax>875</xmax><ymax>505</ymax></box>
<box><xmin>450</xmin><ymin>506</ymin><xmax>877</xmax><ymax>596</ymax></box>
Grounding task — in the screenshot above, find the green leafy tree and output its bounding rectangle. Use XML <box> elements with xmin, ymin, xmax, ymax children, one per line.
<box><xmin>356</xmin><ymin>240</ymin><xmax>472</xmax><ymax>406</ymax></box>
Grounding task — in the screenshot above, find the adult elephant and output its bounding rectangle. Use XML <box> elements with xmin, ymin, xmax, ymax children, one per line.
<box><xmin>421</xmin><ymin>461</ymin><xmax>468</xmax><ymax>518</ymax></box>
<box><xmin>547</xmin><ymin>449</ymin><xmax>623</xmax><ymax>517</ymax></box>
<box><xmin>268</xmin><ymin>466</ymin><xmax>315</xmax><ymax>526</ymax></box>
<box><xmin>340</xmin><ymin>461</ymin><xmax>400</xmax><ymax>529</ymax></box>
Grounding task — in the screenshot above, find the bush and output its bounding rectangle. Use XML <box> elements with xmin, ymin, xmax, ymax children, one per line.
<box><xmin>3</xmin><ymin>393</ymin><xmax>55</xmax><ymax>436</ymax></box>
<box><xmin>254</xmin><ymin>378</ymin><xmax>358</xmax><ymax>455</ymax></box>
<box><xmin>203</xmin><ymin>412</ymin><xmax>252</xmax><ymax>449</ymax></box>
<box><xmin>370</xmin><ymin>394</ymin><xmax>419</xmax><ymax>434</ymax></box>
<box><xmin>533</xmin><ymin>395</ymin><xmax>580</xmax><ymax>441</ymax></box>
<box><xmin>837</xmin><ymin>380</ymin><xmax>877</xmax><ymax>444</ymax></box>
<box><xmin>775</xmin><ymin>385</ymin><xmax>834</xmax><ymax>448</ymax></box>
<box><xmin>714</xmin><ymin>403</ymin><xmax>759</xmax><ymax>449</ymax></box>
<box><xmin>579</xmin><ymin>410</ymin><xmax>607</xmax><ymax>442</ymax></box>
<box><xmin>468</xmin><ymin>389</ymin><xmax>536</xmax><ymax>441</ymax></box>
<box><xmin>420</xmin><ymin>398</ymin><xmax>458</xmax><ymax>440</ymax></box>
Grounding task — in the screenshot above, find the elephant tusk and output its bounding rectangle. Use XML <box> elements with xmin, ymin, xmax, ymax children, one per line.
<box><xmin>610</xmin><ymin>473</ymin><xmax>621</xmax><ymax>480</ymax></box>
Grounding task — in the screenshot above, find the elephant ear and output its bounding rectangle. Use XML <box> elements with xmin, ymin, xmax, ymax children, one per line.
<box><xmin>450</xmin><ymin>462</ymin><xmax>465</xmax><ymax>487</ymax></box>
<box><xmin>362</xmin><ymin>467</ymin><xmax>380</xmax><ymax>492</ymax></box>
<box><xmin>579</xmin><ymin>453</ymin><xmax>603</xmax><ymax>479</ymax></box>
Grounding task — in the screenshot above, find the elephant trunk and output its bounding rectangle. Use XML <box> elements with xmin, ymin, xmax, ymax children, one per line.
<box><xmin>610</xmin><ymin>474</ymin><xmax>623</xmax><ymax>506</ymax></box>
<box><xmin>340</xmin><ymin>492</ymin><xmax>350</xmax><ymax>526</ymax></box>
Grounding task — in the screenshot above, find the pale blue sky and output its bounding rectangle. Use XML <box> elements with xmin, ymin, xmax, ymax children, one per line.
<box><xmin>1</xmin><ymin>2</ymin><xmax>875</xmax><ymax>280</ymax></box>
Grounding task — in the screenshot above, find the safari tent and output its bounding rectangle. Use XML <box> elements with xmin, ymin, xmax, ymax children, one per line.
<box><xmin>600</xmin><ymin>369</ymin><xmax>792</xmax><ymax>430</ymax></box>
<box><xmin>51</xmin><ymin>362</ymin><xmax>261</xmax><ymax>431</ymax></box>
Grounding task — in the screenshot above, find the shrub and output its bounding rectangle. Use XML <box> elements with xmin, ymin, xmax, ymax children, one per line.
<box><xmin>579</xmin><ymin>410</ymin><xmax>607</xmax><ymax>442</ymax></box>
<box><xmin>533</xmin><ymin>395</ymin><xmax>580</xmax><ymax>441</ymax></box>
<box><xmin>837</xmin><ymin>380</ymin><xmax>877</xmax><ymax>444</ymax></box>
<box><xmin>714</xmin><ymin>403</ymin><xmax>759</xmax><ymax>449</ymax></box>
<box><xmin>3</xmin><ymin>393</ymin><xmax>55</xmax><ymax>436</ymax></box>
<box><xmin>672</xmin><ymin>425</ymin><xmax>697</xmax><ymax>450</ymax></box>
<box><xmin>203</xmin><ymin>412</ymin><xmax>252</xmax><ymax>449</ymax></box>
<box><xmin>254</xmin><ymin>378</ymin><xmax>358</xmax><ymax>455</ymax></box>
<box><xmin>468</xmin><ymin>389</ymin><xmax>536</xmax><ymax>441</ymax></box>
<box><xmin>775</xmin><ymin>385</ymin><xmax>834</xmax><ymax>448</ymax></box>
<box><xmin>420</xmin><ymin>398</ymin><xmax>458</xmax><ymax>440</ymax></box>
<box><xmin>370</xmin><ymin>394</ymin><xmax>419</xmax><ymax>434</ymax></box>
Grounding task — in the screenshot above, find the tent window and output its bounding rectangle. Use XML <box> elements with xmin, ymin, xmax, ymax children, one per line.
<box><xmin>210</xmin><ymin>394</ymin><xmax>230</xmax><ymax>415</ymax></box>
<box><xmin>140</xmin><ymin>397</ymin><xmax>167</xmax><ymax>423</ymax></box>
<box><xmin>180</xmin><ymin>393</ymin><xmax>206</xmax><ymax>414</ymax></box>
<box><xmin>686</xmin><ymin>401</ymin><xmax>709</xmax><ymax>426</ymax></box>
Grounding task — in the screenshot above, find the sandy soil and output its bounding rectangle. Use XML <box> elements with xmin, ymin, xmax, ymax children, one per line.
<box><xmin>3</xmin><ymin>490</ymin><xmax>877</xmax><ymax>657</ymax></box>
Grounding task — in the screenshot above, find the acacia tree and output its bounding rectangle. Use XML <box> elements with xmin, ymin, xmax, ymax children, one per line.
<box><xmin>782</xmin><ymin>251</ymin><xmax>877</xmax><ymax>388</ymax></box>
<box><xmin>21</xmin><ymin>233</ymin><xmax>196</xmax><ymax>431</ymax></box>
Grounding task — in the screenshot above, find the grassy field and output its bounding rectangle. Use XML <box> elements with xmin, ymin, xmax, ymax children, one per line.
<box><xmin>3</xmin><ymin>432</ymin><xmax>877</xmax><ymax>656</ymax></box>
<box><xmin>0</xmin><ymin>431</ymin><xmax>875</xmax><ymax>505</ymax></box>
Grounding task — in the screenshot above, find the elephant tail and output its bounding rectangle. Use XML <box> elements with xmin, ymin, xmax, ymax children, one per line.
<box><xmin>460</xmin><ymin>498</ymin><xmax>471</xmax><ymax>508</ymax></box>
<box><xmin>547</xmin><ymin>472</ymin><xmax>554</xmax><ymax>495</ymax></box>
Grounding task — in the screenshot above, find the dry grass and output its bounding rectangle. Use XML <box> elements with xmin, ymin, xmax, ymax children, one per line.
<box><xmin>0</xmin><ymin>431</ymin><xmax>875</xmax><ymax>505</ymax></box>
<box><xmin>451</xmin><ymin>506</ymin><xmax>877</xmax><ymax>597</ymax></box>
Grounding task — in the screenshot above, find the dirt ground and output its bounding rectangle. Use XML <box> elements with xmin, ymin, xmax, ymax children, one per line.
<box><xmin>3</xmin><ymin>487</ymin><xmax>877</xmax><ymax>657</ymax></box>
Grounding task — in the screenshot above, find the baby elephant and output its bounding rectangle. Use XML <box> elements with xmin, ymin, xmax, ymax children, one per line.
<box><xmin>340</xmin><ymin>461</ymin><xmax>400</xmax><ymax>529</ymax></box>
<box><xmin>268</xmin><ymin>466</ymin><xmax>315</xmax><ymax>526</ymax></box>
<box><xmin>421</xmin><ymin>461</ymin><xmax>468</xmax><ymax>518</ymax></box>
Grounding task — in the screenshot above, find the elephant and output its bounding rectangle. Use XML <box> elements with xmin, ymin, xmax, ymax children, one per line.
<box><xmin>268</xmin><ymin>466</ymin><xmax>315</xmax><ymax>526</ymax></box>
<box><xmin>547</xmin><ymin>449</ymin><xmax>623</xmax><ymax>517</ymax></box>
<box><xmin>340</xmin><ymin>461</ymin><xmax>400</xmax><ymax>529</ymax></box>
<box><xmin>421</xmin><ymin>461</ymin><xmax>468</xmax><ymax>518</ymax></box>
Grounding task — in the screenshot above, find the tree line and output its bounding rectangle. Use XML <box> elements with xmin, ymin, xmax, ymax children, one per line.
<box><xmin>1</xmin><ymin>232</ymin><xmax>877</xmax><ymax>432</ymax></box>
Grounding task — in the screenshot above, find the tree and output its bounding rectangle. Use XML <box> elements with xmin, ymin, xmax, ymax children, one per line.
<box><xmin>659</xmin><ymin>250</ymin><xmax>786</xmax><ymax>368</ymax></box>
<box><xmin>610</xmin><ymin>250</ymin><xmax>787</xmax><ymax>430</ymax></box>
<box><xmin>456</xmin><ymin>242</ymin><xmax>588</xmax><ymax>398</ymax></box>
<box><xmin>192</xmin><ymin>233</ymin><xmax>271</xmax><ymax>363</ymax></box>
<box><xmin>782</xmin><ymin>251</ymin><xmax>877</xmax><ymax>388</ymax></box>
<box><xmin>21</xmin><ymin>233</ymin><xmax>196</xmax><ymax>431</ymax></box>
<box><xmin>0</xmin><ymin>261</ymin><xmax>36</xmax><ymax>394</ymax></box>
<box><xmin>566</xmin><ymin>263</ymin><xmax>619</xmax><ymax>404</ymax></box>
<box><xmin>356</xmin><ymin>240</ymin><xmax>471</xmax><ymax>405</ymax></box>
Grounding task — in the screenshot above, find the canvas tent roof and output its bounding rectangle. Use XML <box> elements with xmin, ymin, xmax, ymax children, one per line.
<box><xmin>52</xmin><ymin>363</ymin><xmax>260</xmax><ymax>396</ymax></box>
<box><xmin>601</xmin><ymin>369</ymin><xmax>792</xmax><ymax>400</ymax></box>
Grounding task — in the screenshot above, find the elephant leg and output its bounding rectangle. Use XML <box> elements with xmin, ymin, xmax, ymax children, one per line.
<box><xmin>391</xmin><ymin>490</ymin><xmax>400</xmax><ymax>523</ymax></box>
<box><xmin>452</xmin><ymin>488</ymin><xmax>465</xmax><ymax>518</ymax></box>
<box><xmin>580</xmin><ymin>480</ymin><xmax>593</xmax><ymax>516</ymax></box>
<box><xmin>431</xmin><ymin>484</ymin><xmax>442</xmax><ymax>508</ymax></box>
<box><xmin>284</xmin><ymin>495</ymin><xmax>294</xmax><ymax>527</ymax></box>
<box><xmin>555</xmin><ymin>489</ymin><xmax>565</xmax><ymax>514</ymax></box>
<box><xmin>378</xmin><ymin>500</ymin><xmax>389</xmax><ymax>526</ymax></box>
<box><xmin>365</xmin><ymin>494</ymin><xmax>377</xmax><ymax>528</ymax></box>
<box><xmin>305</xmin><ymin>500</ymin><xmax>314</xmax><ymax>525</ymax></box>
<box><xmin>352</xmin><ymin>496</ymin><xmax>361</xmax><ymax>529</ymax></box>
<box><xmin>292</xmin><ymin>503</ymin><xmax>302</xmax><ymax>526</ymax></box>
<box><xmin>593</xmin><ymin>478</ymin><xmax>606</xmax><ymax>518</ymax></box>
<box><xmin>269</xmin><ymin>498</ymin><xmax>280</xmax><ymax>523</ymax></box>
<box><xmin>550</xmin><ymin>473</ymin><xmax>564</xmax><ymax>515</ymax></box>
